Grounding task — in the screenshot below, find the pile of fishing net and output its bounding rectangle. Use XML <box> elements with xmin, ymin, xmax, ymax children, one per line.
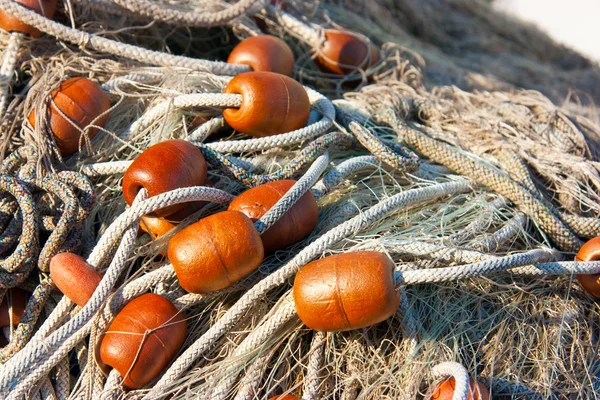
<box><xmin>0</xmin><ymin>0</ymin><xmax>599</xmax><ymax>399</ymax></box>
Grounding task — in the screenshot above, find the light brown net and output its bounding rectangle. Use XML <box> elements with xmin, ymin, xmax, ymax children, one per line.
<box><xmin>0</xmin><ymin>0</ymin><xmax>599</xmax><ymax>399</ymax></box>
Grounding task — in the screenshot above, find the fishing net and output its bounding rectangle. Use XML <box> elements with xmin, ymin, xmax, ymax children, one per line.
<box><xmin>0</xmin><ymin>0</ymin><xmax>599</xmax><ymax>399</ymax></box>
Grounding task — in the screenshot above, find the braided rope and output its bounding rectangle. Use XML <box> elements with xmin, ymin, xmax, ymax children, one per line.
<box><xmin>448</xmin><ymin>197</ymin><xmax>507</xmax><ymax>245</ymax></box>
<box><xmin>0</xmin><ymin>0</ymin><xmax>251</xmax><ymax>74</ymax></box>
<box><xmin>255</xmin><ymin>153</ymin><xmax>328</xmax><ymax>234</ymax></box>
<box><xmin>210</xmin><ymin>292</ymin><xmax>298</xmax><ymax>400</ymax></box>
<box><xmin>0</xmin><ymin>32</ymin><xmax>21</xmax><ymax>115</ymax></box>
<box><xmin>312</xmin><ymin>155</ymin><xmax>378</xmax><ymax>199</ymax></box>
<box><xmin>387</xmin><ymin>117</ymin><xmax>582</xmax><ymax>252</ymax></box>
<box><xmin>199</xmin><ymin>132</ymin><xmax>353</xmax><ymax>186</ymax></box>
<box><xmin>54</xmin><ymin>356</ymin><xmax>70</xmax><ymax>400</ymax></box>
<box><xmin>301</xmin><ymin>331</ymin><xmax>326</xmax><ymax>400</ymax></box>
<box><xmin>146</xmin><ymin>180</ymin><xmax>472</xmax><ymax>395</ymax></box>
<box><xmin>0</xmin><ymin>174</ymin><xmax>38</xmax><ymax>280</ymax></box>
<box><xmin>430</xmin><ymin>362</ymin><xmax>470</xmax><ymax>400</ymax></box>
<box><xmin>38</xmin><ymin>378</ymin><xmax>56</xmax><ymax>400</ymax></box>
<box><xmin>104</xmin><ymin>0</ymin><xmax>265</xmax><ymax>27</ymax></box>
<box><xmin>234</xmin><ymin>347</ymin><xmax>278</xmax><ymax>400</ymax></box>
<box><xmin>267</xmin><ymin>6</ymin><xmax>321</xmax><ymax>45</ymax></box>
<box><xmin>469</xmin><ymin>213</ymin><xmax>526</xmax><ymax>253</ymax></box>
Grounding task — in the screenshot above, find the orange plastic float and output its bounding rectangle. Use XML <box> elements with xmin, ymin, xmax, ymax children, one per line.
<box><xmin>0</xmin><ymin>0</ymin><xmax>57</xmax><ymax>38</ymax></box>
<box><xmin>293</xmin><ymin>251</ymin><xmax>399</xmax><ymax>331</ymax></box>
<box><xmin>223</xmin><ymin>71</ymin><xmax>310</xmax><ymax>137</ymax></box>
<box><xmin>315</xmin><ymin>29</ymin><xmax>380</xmax><ymax>75</ymax></box>
<box><xmin>49</xmin><ymin>253</ymin><xmax>103</xmax><ymax>307</ymax></box>
<box><xmin>168</xmin><ymin>210</ymin><xmax>264</xmax><ymax>294</ymax></box>
<box><xmin>575</xmin><ymin>236</ymin><xmax>600</xmax><ymax>298</ymax></box>
<box><xmin>29</xmin><ymin>77</ymin><xmax>111</xmax><ymax>156</ymax></box>
<box><xmin>98</xmin><ymin>293</ymin><xmax>187</xmax><ymax>389</ymax></box>
<box><xmin>228</xmin><ymin>35</ymin><xmax>295</xmax><ymax>77</ymax></box>
<box><xmin>122</xmin><ymin>140</ymin><xmax>207</xmax><ymax>217</ymax></box>
<box><xmin>267</xmin><ymin>395</ymin><xmax>298</xmax><ymax>400</ymax></box>
<box><xmin>228</xmin><ymin>180</ymin><xmax>319</xmax><ymax>253</ymax></box>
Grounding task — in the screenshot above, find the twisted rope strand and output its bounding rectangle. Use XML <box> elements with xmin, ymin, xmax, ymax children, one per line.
<box><xmin>146</xmin><ymin>180</ymin><xmax>472</xmax><ymax>396</ymax></box>
<box><xmin>0</xmin><ymin>0</ymin><xmax>250</xmax><ymax>74</ymax></box>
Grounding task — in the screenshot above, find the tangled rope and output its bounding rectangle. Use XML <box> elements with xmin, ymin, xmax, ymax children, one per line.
<box><xmin>0</xmin><ymin>0</ymin><xmax>599</xmax><ymax>398</ymax></box>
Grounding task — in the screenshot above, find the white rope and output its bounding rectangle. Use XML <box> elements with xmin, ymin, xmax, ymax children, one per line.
<box><xmin>210</xmin><ymin>292</ymin><xmax>298</xmax><ymax>400</ymax></box>
<box><xmin>145</xmin><ymin>179</ymin><xmax>472</xmax><ymax>397</ymax></box>
<box><xmin>301</xmin><ymin>331</ymin><xmax>326</xmax><ymax>400</ymax></box>
<box><xmin>311</xmin><ymin>155</ymin><xmax>379</xmax><ymax>199</ymax></box>
<box><xmin>267</xmin><ymin>6</ymin><xmax>321</xmax><ymax>46</ymax></box>
<box><xmin>99</xmin><ymin>369</ymin><xmax>121</xmax><ymax>399</ymax></box>
<box><xmin>469</xmin><ymin>213</ymin><xmax>526</xmax><ymax>253</ymax></box>
<box><xmin>3</xmin><ymin>201</ymin><xmax>141</xmax><ymax>398</ymax></box>
<box><xmin>80</xmin><ymin>87</ymin><xmax>335</xmax><ymax>178</ymax></box>
<box><xmin>54</xmin><ymin>356</ymin><xmax>70</xmax><ymax>400</ymax></box>
<box><xmin>255</xmin><ymin>153</ymin><xmax>328</xmax><ymax>234</ymax></box>
<box><xmin>234</xmin><ymin>350</ymin><xmax>276</xmax><ymax>400</ymax></box>
<box><xmin>449</xmin><ymin>197</ymin><xmax>507</xmax><ymax>245</ymax></box>
<box><xmin>430</xmin><ymin>362</ymin><xmax>470</xmax><ymax>400</ymax></box>
<box><xmin>39</xmin><ymin>378</ymin><xmax>57</xmax><ymax>400</ymax></box>
<box><xmin>394</xmin><ymin>248</ymin><xmax>555</xmax><ymax>285</ymax></box>
<box><xmin>188</xmin><ymin>116</ymin><xmax>227</xmax><ymax>143</ymax></box>
<box><xmin>103</xmin><ymin>0</ymin><xmax>266</xmax><ymax>27</ymax></box>
<box><xmin>80</xmin><ymin>160</ymin><xmax>132</xmax><ymax>176</ymax></box>
<box><xmin>0</xmin><ymin>32</ymin><xmax>21</xmax><ymax>115</ymax></box>
<box><xmin>117</xmin><ymin>92</ymin><xmax>241</xmax><ymax>141</ymax></box>
<box><xmin>0</xmin><ymin>0</ymin><xmax>251</xmax><ymax>74</ymax></box>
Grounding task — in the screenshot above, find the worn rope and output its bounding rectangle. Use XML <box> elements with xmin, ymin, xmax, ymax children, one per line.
<box><xmin>0</xmin><ymin>0</ymin><xmax>251</xmax><ymax>74</ymax></box>
<box><xmin>0</xmin><ymin>32</ymin><xmax>21</xmax><ymax>115</ymax></box>
<box><xmin>255</xmin><ymin>153</ymin><xmax>328</xmax><ymax>234</ymax></box>
<box><xmin>430</xmin><ymin>362</ymin><xmax>470</xmax><ymax>400</ymax></box>
<box><xmin>301</xmin><ymin>331</ymin><xmax>326</xmax><ymax>400</ymax></box>
<box><xmin>147</xmin><ymin>180</ymin><xmax>472</xmax><ymax>395</ymax></box>
<box><xmin>101</xmin><ymin>0</ymin><xmax>265</xmax><ymax>27</ymax></box>
<box><xmin>385</xmin><ymin>115</ymin><xmax>582</xmax><ymax>252</ymax></box>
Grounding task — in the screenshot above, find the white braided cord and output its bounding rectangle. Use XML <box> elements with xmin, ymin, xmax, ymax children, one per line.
<box><xmin>103</xmin><ymin>0</ymin><xmax>265</xmax><ymax>27</ymax></box>
<box><xmin>145</xmin><ymin>180</ymin><xmax>473</xmax><ymax>396</ymax></box>
<box><xmin>255</xmin><ymin>153</ymin><xmax>328</xmax><ymax>234</ymax></box>
<box><xmin>430</xmin><ymin>362</ymin><xmax>470</xmax><ymax>400</ymax></box>
<box><xmin>301</xmin><ymin>331</ymin><xmax>326</xmax><ymax>400</ymax></box>
<box><xmin>0</xmin><ymin>32</ymin><xmax>21</xmax><ymax>115</ymax></box>
<box><xmin>0</xmin><ymin>0</ymin><xmax>251</xmax><ymax>74</ymax></box>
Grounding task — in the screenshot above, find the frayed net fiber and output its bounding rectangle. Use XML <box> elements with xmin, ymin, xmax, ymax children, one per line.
<box><xmin>0</xmin><ymin>1</ymin><xmax>598</xmax><ymax>399</ymax></box>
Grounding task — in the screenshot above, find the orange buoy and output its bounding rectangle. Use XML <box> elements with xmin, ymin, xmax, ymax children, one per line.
<box><xmin>122</xmin><ymin>140</ymin><xmax>207</xmax><ymax>218</ymax></box>
<box><xmin>228</xmin><ymin>35</ymin><xmax>294</xmax><ymax>77</ymax></box>
<box><xmin>223</xmin><ymin>72</ymin><xmax>310</xmax><ymax>137</ymax></box>
<box><xmin>49</xmin><ymin>253</ymin><xmax>103</xmax><ymax>307</ymax></box>
<box><xmin>575</xmin><ymin>237</ymin><xmax>600</xmax><ymax>298</ymax></box>
<box><xmin>98</xmin><ymin>293</ymin><xmax>187</xmax><ymax>389</ymax></box>
<box><xmin>426</xmin><ymin>378</ymin><xmax>490</xmax><ymax>400</ymax></box>
<box><xmin>294</xmin><ymin>251</ymin><xmax>399</xmax><ymax>331</ymax></box>
<box><xmin>315</xmin><ymin>29</ymin><xmax>380</xmax><ymax>75</ymax></box>
<box><xmin>0</xmin><ymin>0</ymin><xmax>57</xmax><ymax>38</ymax></box>
<box><xmin>228</xmin><ymin>180</ymin><xmax>318</xmax><ymax>253</ymax></box>
<box><xmin>28</xmin><ymin>77</ymin><xmax>111</xmax><ymax>156</ymax></box>
<box><xmin>168</xmin><ymin>210</ymin><xmax>264</xmax><ymax>294</ymax></box>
